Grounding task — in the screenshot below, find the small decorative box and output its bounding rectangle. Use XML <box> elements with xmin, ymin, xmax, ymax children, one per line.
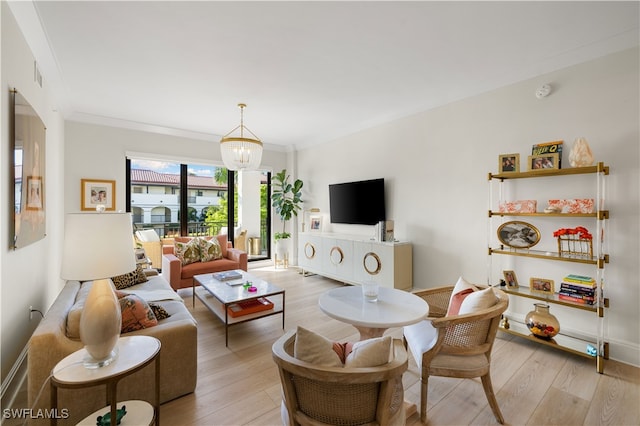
<box><xmin>547</xmin><ymin>199</ymin><xmax>594</xmax><ymax>214</ymax></box>
<box><xmin>498</xmin><ymin>200</ymin><xmax>537</xmax><ymax>213</ymax></box>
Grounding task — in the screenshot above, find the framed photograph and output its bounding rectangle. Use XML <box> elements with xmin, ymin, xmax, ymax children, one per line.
<box><xmin>497</xmin><ymin>221</ymin><xmax>540</xmax><ymax>249</ymax></box>
<box><xmin>25</xmin><ymin>176</ymin><xmax>44</xmax><ymax>211</ymax></box>
<box><xmin>503</xmin><ymin>270</ymin><xmax>519</xmax><ymax>288</ymax></box>
<box><xmin>528</xmin><ymin>153</ymin><xmax>560</xmax><ymax>171</ymax></box>
<box><xmin>135</xmin><ymin>248</ymin><xmax>148</xmax><ymax>263</ymax></box>
<box><xmin>532</xmin><ymin>140</ymin><xmax>563</xmax><ymax>169</ymax></box>
<box><xmin>498</xmin><ymin>153</ymin><xmax>519</xmax><ymax>173</ymax></box>
<box><xmin>309</xmin><ymin>215</ymin><xmax>322</xmax><ymax>232</ymax></box>
<box><xmin>81</xmin><ymin>179</ymin><xmax>116</xmax><ymax>211</ymax></box>
<box><xmin>530</xmin><ymin>277</ymin><xmax>555</xmax><ymax>295</ymax></box>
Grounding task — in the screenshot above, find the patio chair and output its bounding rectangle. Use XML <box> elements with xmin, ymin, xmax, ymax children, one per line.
<box><xmin>272</xmin><ymin>330</ymin><xmax>409</xmax><ymax>426</ymax></box>
<box><xmin>403</xmin><ymin>285</ymin><xmax>509</xmax><ymax>424</ymax></box>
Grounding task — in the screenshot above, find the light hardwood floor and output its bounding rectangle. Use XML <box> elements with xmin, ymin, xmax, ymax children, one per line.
<box><xmin>160</xmin><ymin>266</ymin><xmax>639</xmax><ymax>426</ymax></box>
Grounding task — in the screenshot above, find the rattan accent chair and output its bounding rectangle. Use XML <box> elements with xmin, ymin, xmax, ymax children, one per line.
<box><xmin>272</xmin><ymin>330</ymin><xmax>409</xmax><ymax>426</ymax></box>
<box><xmin>403</xmin><ymin>285</ymin><xmax>509</xmax><ymax>424</ymax></box>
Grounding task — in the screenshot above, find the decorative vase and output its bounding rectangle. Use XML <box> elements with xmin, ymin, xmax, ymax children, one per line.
<box><xmin>525</xmin><ymin>303</ymin><xmax>560</xmax><ymax>340</ymax></box>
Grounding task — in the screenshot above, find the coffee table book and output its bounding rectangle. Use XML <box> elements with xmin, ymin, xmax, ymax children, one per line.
<box><xmin>227</xmin><ymin>297</ymin><xmax>274</xmax><ymax>318</ymax></box>
<box><xmin>213</xmin><ymin>270</ymin><xmax>243</xmax><ymax>281</ymax></box>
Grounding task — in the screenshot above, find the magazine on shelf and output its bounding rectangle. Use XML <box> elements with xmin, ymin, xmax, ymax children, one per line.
<box><xmin>213</xmin><ymin>270</ymin><xmax>243</xmax><ymax>281</ymax></box>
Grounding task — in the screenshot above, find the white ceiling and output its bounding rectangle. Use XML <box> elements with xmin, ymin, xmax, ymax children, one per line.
<box><xmin>10</xmin><ymin>1</ymin><xmax>640</xmax><ymax>150</ymax></box>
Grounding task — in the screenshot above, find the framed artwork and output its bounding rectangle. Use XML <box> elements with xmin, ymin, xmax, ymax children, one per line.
<box><xmin>503</xmin><ymin>270</ymin><xmax>519</xmax><ymax>288</ymax></box>
<box><xmin>135</xmin><ymin>248</ymin><xmax>148</xmax><ymax>263</ymax></box>
<box><xmin>530</xmin><ymin>277</ymin><xmax>554</xmax><ymax>295</ymax></box>
<box><xmin>309</xmin><ymin>215</ymin><xmax>322</xmax><ymax>232</ymax></box>
<box><xmin>528</xmin><ymin>153</ymin><xmax>560</xmax><ymax>171</ymax></box>
<box><xmin>25</xmin><ymin>176</ymin><xmax>44</xmax><ymax>211</ymax></box>
<box><xmin>81</xmin><ymin>179</ymin><xmax>116</xmax><ymax>211</ymax></box>
<box><xmin>497</xmin><ymin>221</ymin><xmax>540</xmax><ymax>249</ymax></box>
<box><xmin>12</xmin><ymin>89</ymin><xmax>47</xmax><ymax>249</ymax></box>
<box><xmin>498</xmin><ymin>153</ymin><xmax>519</xmax><ymax>173</ymax></box>
<box><xmin>532</xmin><ymin>140</ymin><xmax>563</xmax><ymax>169</ymax></box>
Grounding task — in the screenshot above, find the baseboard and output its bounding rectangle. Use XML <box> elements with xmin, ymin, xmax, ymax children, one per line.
<box><xmin>607</xmin><ymin>337</ymin><xmax>640</xmax><ymax>368</ymax></box>
<box><xmin>0</xmin><ymin>345</ymin><xmax>28</xmax><ymax>410</ymax></box>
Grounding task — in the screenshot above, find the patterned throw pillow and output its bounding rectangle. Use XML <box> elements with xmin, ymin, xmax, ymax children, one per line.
<box><xmin>149</xmin><ymin>303</ymin><xmax>171</xmax><ymax>320</ymax></box>
<box><xmin>174</xmin><ymin>238</ymin><xmax>200</xmax><ymax>266</ymax></box>
<box><xmin>111</xmin><ymin>264</ymin><xmax>148</xmax><ymax>290</ymax></box>
<box><xmin>198</xmin><ymin>237</ymin><xmax>223</xmax><ymax>262</ymax></box>
<box><xmin>118</xmin><ymin>293</ymin><xmax>158</xmax><ymax>333</ymax></box>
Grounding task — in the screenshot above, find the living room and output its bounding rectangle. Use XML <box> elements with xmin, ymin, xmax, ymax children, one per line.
<box><xmin>1</xmin><ymin>1</ymin><xmax>639</xmax><ymax>425</ymax></box>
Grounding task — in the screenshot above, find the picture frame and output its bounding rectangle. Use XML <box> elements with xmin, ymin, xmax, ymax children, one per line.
<box><xmin>528</xmin><ymin>153</ymin><xmax>560</xmax><ymax>171</ymax></box>
<box><xmin>503</xmin><ymin>270</ymin><xmax>519</xmax><ymax>288</ymax></box>
<box><xmin>309</xmin><ymin>215</ymin><xmax>322</xmax><ymax>232</ymax></box>
<box><xmin>81</xmin><ymin>179</ymin><xmax>116</xmax><ymax>211</ymax></box>
<box><xmin>530</xmin><ymin>277</ymin><xmax>555</xmax><ymax>295</ymax></box>
<box><xmin>498</xmin><ymin>153</ymin><xmax>519</xmax><ymax>173</ymax></box>
<box><xmin>497</xmin><ymin>220</ymin><xmax>540</xmax><ymax>249</ymax></box>
<box><xmin>135</xmin><ymin>247</ymin><xmax>148</xmax><ymax>264</ymax></box>
<box><xmin>25</xmin><ymin>176</ymin><xmax>44</xmax><ymax>211</ymax></box>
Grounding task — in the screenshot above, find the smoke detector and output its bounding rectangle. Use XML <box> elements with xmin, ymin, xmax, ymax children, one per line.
<box><xmin>536</xmin><ymin>84</ymin><xmax>551</xmax><ymax>99</ymax></box>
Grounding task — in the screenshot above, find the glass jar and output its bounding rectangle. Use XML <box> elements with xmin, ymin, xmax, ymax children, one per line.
<box><xmin>525</xmin><ymin>303</ymin><xmax>560</xmax><ymax>339</ymax></box>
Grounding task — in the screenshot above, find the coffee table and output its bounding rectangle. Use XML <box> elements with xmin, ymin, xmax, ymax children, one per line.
<box><xmin>193</xmin><ymin>270</ymin><xmax>285</xmax><ymax>346</ymax></box>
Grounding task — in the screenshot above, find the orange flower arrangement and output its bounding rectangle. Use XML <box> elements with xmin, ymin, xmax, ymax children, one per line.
<box><xmin>553</xmin><ymin>226</ymin><xmax>592</xmax><ymax>240</ymax></box>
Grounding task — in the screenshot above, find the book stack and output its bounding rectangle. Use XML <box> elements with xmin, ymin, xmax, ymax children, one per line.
<box><xmin>558</xmin><ymin>274</ymin><xmax>596</xmax><ymax>305</ymax></box>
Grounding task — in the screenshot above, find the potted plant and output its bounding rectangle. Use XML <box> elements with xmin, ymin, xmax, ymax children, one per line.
<box><xmin>271</xmin><ymin>169</ymin><xmax>303</xmax><ymax>263</ymax></box>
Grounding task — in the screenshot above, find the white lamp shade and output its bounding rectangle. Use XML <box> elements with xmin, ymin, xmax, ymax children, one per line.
<box><xmin>61</xmin><ymin>213</ymin><xmax>135</xmax><ymax>281</ymax></box>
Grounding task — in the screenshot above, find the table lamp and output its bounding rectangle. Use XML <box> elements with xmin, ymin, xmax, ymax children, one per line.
<box><xmin>60</xmin><ymin>212</ymin><xmax>135</xmax><ymax>368</ymax></box>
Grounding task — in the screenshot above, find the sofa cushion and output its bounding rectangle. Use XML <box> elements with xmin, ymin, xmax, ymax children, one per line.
<box><xmin>179</xmin><ymin>257</ymin><xmax>240</xmax><ymax>279</ymax></box>
<box><xmin>197</xmin><ymin>237</ymin><xmax>223</xmax><ymax>262</ymax></box>
<box><xmin>66</xmin><ymin>282</ymin><xmax>94</xmax><ymax>339</ymax></box>
<box><xmin>149</xmin><ymin>303</ymin><xmax>171</xmax><ymax>320</ymax></box>
<box><xmin>117</xmin><ymin>292</ymin><xmax>158</xmax><ymax>333</ymax></box>
<box><xmin>174</xmin><ymin>238</ymin><xmax>201</xmax><ymax>266</ymax></box>
<box><xmin>111</xmin><ymin>264</ymin><xmax>149</xmax><ymax>290</ymax></box>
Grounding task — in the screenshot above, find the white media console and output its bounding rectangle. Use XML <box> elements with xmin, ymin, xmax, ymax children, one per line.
<box><xmin>298</xmin><ymin>232</ymin><xmax>413</xmax><ymax>290</ymax></box>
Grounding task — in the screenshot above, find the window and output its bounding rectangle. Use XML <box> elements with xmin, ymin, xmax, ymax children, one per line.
<box><xmin>127</xmin><ymin>157</ymin><xmax>271</xmax><ymax>261</ymax></box>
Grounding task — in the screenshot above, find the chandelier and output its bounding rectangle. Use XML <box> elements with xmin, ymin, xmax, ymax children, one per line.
<box><xmin>220</xmin><ymin>103</ymin><xmax>263</xmax><ymax>171</ymax></box>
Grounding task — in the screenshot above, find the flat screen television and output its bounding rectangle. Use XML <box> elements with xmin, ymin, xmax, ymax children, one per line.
<box><xmin>329</xmin><ymin>178</ymin><xmax>385</xmax><ymax>225</ymax></box>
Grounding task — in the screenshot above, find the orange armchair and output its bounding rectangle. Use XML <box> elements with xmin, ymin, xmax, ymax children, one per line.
<box><xmin>161</xmin><ymin>234</ymin><xmax>247</xmax><ymax>290</ymax></box>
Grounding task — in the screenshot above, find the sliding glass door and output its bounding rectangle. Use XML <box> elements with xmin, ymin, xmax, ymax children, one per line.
<box><xmin>127</xmin><ymin>157</ymin><xmax>270</xmax><ymax>260</ymax></box>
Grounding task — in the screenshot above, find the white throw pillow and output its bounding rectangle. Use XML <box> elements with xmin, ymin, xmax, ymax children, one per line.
<box><xmin>447</xmin><ymin>276</ymin><xmax>478</xmax><ymax>316</ymax></box>
<box><xmin>345</xmin><ymin>335</ymin><xmax>392</xmax><ymax>368</ymax></box>
<box><xmin>458</xmin><ymin>287</ymin><xmax>498</xmax><ymax>314</ymax></box>
<box><xmin>135</xmin><ymin>229</ymin><xmax>160</xmax><ymax>242</ymax></box>
<box><xmin>294</xmin><ymin>326</ymin><xmax>342</xmax><ymax>367</ymax></box>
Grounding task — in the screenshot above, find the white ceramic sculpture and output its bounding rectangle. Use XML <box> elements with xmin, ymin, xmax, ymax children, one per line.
<box><xmin>569</xmin><ymin>137</ymin><xmax>594</xmax><ymax>167</ymax></box>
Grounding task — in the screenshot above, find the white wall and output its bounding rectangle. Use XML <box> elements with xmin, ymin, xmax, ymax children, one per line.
<box><xmin>64</xmin><ymin>122</ymin><xmax>288</xmax><ymax>215</ymax></box>
<box><xmin>1</xmin><ymin>3</ymin><xmax>65</xmax><ymax>382</ymax></box>
<box><xmin>296</xmin><ymin>48</ymin><xmax>639</xmax><ymax>367</ymax></box>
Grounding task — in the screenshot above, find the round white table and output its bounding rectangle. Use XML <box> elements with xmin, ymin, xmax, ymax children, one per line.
<box><xmin>318</xmin><ymin>286</ymin><xmax>429</xmax><ymax>340</ymax></box>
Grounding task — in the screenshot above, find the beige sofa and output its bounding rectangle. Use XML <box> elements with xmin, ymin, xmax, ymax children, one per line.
<box><xmin>27</xmin><ymin>272</ymin><xmax>197</xmax><ymax>425</ymax></box>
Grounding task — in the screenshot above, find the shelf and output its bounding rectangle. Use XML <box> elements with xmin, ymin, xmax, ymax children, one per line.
<box><xmin>78</xmin><ymin>400</ymin><xmax>154</xmax><ymax>426</ymax></box>
<box><xmin>488</xmin><ymin>210</ymin><xmax>609</xmax><ymax>219</ymax></box>
<box><xmin>501</xmin><ymin>286</ymin><xmax>608</xmax><ymax>314</ymax></box>
<box><xmin>489</xmin><ymin>162</ymin><xmax>608</xmax><ymax>180</ymax></box>
<box><xmin>499</xmin><ymin>317</ymin><xmax>607</xmax><ymax>361</ymax></box>
<box><xmin>489</xmin><ymin>247</ymin><xmax>609</xmax><ymax>267</ymax></box>
<box><xmin>194</xmin><ymin>286</ymin><xmax>284</xmax><ymax>325</ymax></box>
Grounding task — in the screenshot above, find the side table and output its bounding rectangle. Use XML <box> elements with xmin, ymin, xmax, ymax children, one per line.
<box><xmin>50</xmin><ymin>336</ymin><xmax>160</xmax><ymax>426</ymax></box>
